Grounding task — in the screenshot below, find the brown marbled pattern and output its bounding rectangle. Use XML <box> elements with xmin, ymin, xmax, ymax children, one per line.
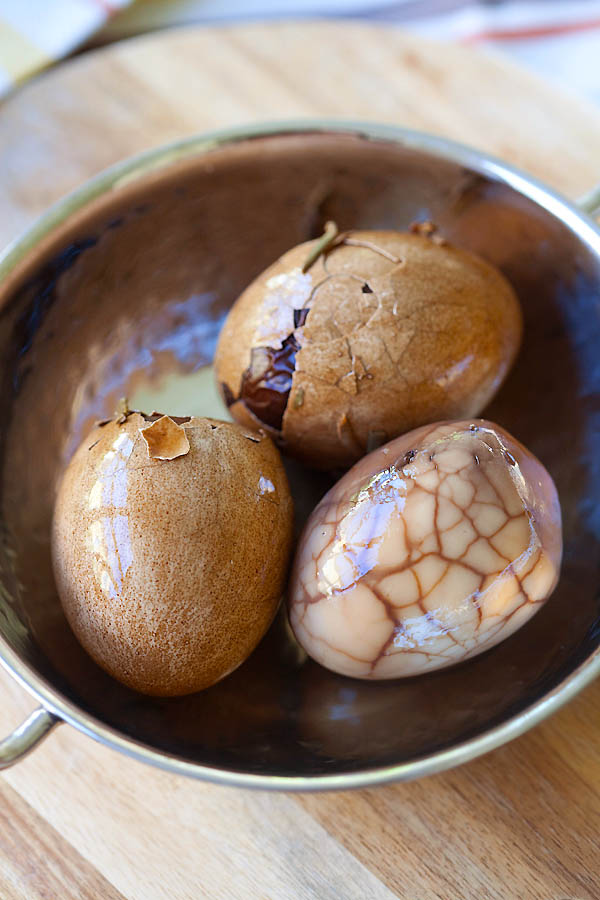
<box><xmin>289</xmin><ymin>420</ymin><xmax>562</xmax><ymax>678</ymax></box>
<box><xmin>215</xmin><ymin>230</ymin><xmax>522</xmax><ymax>470</ymax></box>
<box><xmin>51</xmin><ymin>414</ymin><xmax>293</xmax><ymax>696</ymax></box>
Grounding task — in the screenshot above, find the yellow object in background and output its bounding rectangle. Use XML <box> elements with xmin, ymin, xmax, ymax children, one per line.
<box><xmin>0</xmin><ymin>0</ymin><xmax>131</xmax><ymax>97</ymax></box>
<box><xmin>0</xmin><ymin>17</ymin><xmax>49</xmax><ymax>85</ymax></box>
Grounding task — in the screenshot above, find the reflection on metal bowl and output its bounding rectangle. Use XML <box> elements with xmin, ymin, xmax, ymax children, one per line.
<box><xmin>0</xmin><ymin>121</ymin><xmax>599</xmax><ymax>788</ymax></box>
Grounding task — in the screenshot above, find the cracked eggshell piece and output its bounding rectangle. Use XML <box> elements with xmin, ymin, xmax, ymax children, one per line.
<box><xmin>140</xmin><ymin>415</ymin><xmax>190</xmax><ymax>460</ymax></box>
<box><xmin>51</xmin><ymin>414</ymin><xmax>293</xmax><ymax>696</ymax></box>
<box><xmin>288</xmin><ymin>419</ymin><xmax>562</xmax><ymax>679</ymax></box>
<box><xmin>215</xmin><ymin>230</ymin><xmax>522</xmax><ymax>470</ymax></box>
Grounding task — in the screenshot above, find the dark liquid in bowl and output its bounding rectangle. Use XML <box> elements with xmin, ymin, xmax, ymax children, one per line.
<box><xmin>0</xmin><ymin>133</ymin><xmax>598</xmax><ymax>776</ymax></box>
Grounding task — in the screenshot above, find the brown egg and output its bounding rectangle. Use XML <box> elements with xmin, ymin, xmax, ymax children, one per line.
<box><xmin>51</xmin><ymin>413</ymin><xmax>293</xmax><ymax>696</ymax></box>
<box><xmin>289</xmin><ymin>419</ymin><xmax>562</xmax><ymax>679</ymax></box>
<box><xmin>215</xmin><ymin>227</ymin><xmax>522</xmax><ymax>470</ymax></box>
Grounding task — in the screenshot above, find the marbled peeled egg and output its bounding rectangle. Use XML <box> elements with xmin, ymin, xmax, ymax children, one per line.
<box><xmin>52</xmin><ymin>414</ymin><xmax>293</xmax><ymax>696</ymax></box>
<box><xmin>289</xmin><ymin>419</ymin><xmax>562</xmax><ymax>679</ymax></box>
<box><xmin>215</xmin><ymin>228</ymin><xmax>522</xmax><ymax>470</ymax></box>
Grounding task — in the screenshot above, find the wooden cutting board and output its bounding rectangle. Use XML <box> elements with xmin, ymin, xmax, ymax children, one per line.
<box><xmin>1</xmin><ymin>22</ymin><xmax>600</xmax><ymax>900</ymax></box>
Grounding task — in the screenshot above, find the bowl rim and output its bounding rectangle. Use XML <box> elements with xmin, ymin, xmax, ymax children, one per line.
<box><xmin>1</xmin><ymin>118</ymin><xmax>600</xmax><ymax>791</ymax></box>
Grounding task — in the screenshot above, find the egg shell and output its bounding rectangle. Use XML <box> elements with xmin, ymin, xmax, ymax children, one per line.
<box><xmin>51</xmin><ymin>414</ymin><xmax>293</xmax><ymax>696</ymax></box>
<box><xmin>215</xmin><ymin>231</ymin><xmax>523</xmax><ymax>470</ymax></box>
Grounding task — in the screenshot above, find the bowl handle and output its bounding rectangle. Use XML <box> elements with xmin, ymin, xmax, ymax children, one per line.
<box><xmin>579</xmin><ymin>183</ymin><xmax>600</xmax><ymax>219</ymax></box>
<box><xmin>0</xmin><ymin>707</ymin><xmax>60</xmax><ymax>768</ymax></box>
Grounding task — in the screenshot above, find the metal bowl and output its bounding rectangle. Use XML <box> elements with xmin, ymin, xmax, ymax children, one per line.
<box><xmin>0</xmin><ymin>121</ymin><xmax>599</xmax><ymax>790</ymax></box>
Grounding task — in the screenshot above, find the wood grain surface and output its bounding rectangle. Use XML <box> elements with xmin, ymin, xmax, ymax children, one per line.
<box><xmin>0</xmin><ymin>21</ymin><xmax>599</xmax><ymax>900</ymax></box>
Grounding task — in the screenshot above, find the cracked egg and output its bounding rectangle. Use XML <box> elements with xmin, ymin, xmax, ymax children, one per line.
<box><xmin>51</xmin><ymin>413</ymin><xmax>293</xmax><ymax>696</ymax></box>
<box><xmin>289</xmin><ymin>419</ymin><xmax>562</xmax><ymax>679</ymax></box>
<box><xmin>215</xmin><ymin>228</ymin><xmax>522</xmax><ymax>470</ymax></box>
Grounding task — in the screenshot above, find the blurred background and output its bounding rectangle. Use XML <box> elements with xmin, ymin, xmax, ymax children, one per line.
<box><xmin>1</xmin><ymin>0</ymin><xmax>600</xmax><ymax>104</ymax></box>
<box><xmin>2</xmin><ymin>0</ymin><xmax>600</xmax><ymax>250</ymax></box>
